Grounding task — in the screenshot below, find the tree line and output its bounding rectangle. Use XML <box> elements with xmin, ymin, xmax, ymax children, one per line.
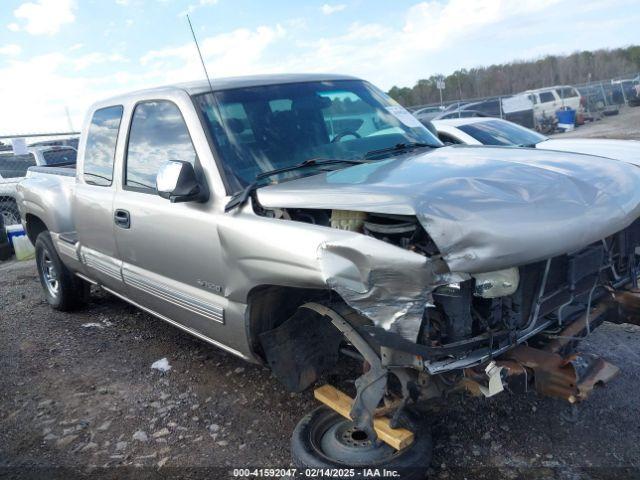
<box><xmin>388</xmin><ymin>46</ymin><xmax>640</xmax><ymax>107</ymax></box>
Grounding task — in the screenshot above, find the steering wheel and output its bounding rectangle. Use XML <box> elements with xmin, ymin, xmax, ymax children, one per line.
<box><xmin>331</xmin><ymin>130</ymin><xmax>361</xmax><ymax>143</ymax></box>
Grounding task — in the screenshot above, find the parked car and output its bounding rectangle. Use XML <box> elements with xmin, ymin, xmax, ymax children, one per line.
<box><xmin>433</xmin><ymin>109</ymin><xmax>488</xmax><ymax>119</ymax></box>
<box><xmin>0</xmin><ymin>146</ymin><xmax>76</xmax><ymax>226</ymax></box>
<box><xmin>29</xmin><ymin>136</ymin><xmax>79</xmax><ymax>150</ymax></box>
<box><xmin>525</xmin><ymin>85</ymin><xmax>582</xmax><ymax>116</ymax></box>
<box><xmin>430</xmin><ymin>117</ymin><xmax>640</xmax><ymax>165</ymax></box>
<box><xmin>412</xmin><ymin>105</ymin><xmax>445</xmax><ymax>122</ymax></box>
<box><xmin>0</xmin><ymin>153</ymin><xmax>37</xmax><ymax>225</ymax></box>
<box><xmin>524</xmin><ymin>85</ymin><xmax>584</xmax><ymax>129</ymax></box>
<box><xmin>28</xmin><ymin>145</ymin><xmax>77</xmax><ymax>166</ymax></box>
<box><xmin>17</xmin><ymin>74</ymin><xmax>640</xmax><ymax>473</ymax></box>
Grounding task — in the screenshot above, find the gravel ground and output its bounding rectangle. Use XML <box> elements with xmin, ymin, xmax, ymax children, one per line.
<box><xmin>1</xmin><ymin>259</ymin><xmax>640</xmax><ymax>480</ymax></box>
<box><xmin>551</xmin><ymin>105</ymin><xmax>640</xmax><ymax>139</ymax></box>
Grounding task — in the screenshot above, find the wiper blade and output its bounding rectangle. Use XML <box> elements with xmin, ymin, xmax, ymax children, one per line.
<box><xmin>256</xmin><ymin>157</ymin><xmax>364</xmax><ymax>180</ymax></box>
<box><xmin>363</xmin><ymin>142</ymin><xmax>435</xmax><ymax>160</ymax></box>
<box><xmin>225</xmin><ymin>158</ymin><xmax>364</xmax><ymax>213</ymax></box>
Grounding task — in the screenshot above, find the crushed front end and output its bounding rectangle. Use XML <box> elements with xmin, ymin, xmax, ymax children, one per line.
<box><xmin>362</xmin><ymin>217</ymin><xmax>640</xmax><ymax>406</ymax></box>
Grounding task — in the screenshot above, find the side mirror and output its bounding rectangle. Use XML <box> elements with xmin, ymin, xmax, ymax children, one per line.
<box><xmin>156</xmin><ymin>161</ymin><xmax>206</xmax><ymax>203</ymax></box>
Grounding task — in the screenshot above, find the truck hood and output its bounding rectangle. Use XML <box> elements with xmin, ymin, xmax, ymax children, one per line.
<box><xmin>536</xmin><ymin>138</ymin><xmax>640</xmax><ymax>166</ymax></box>
<box><xmin>257</xmin><ymin>145</ymin><xmax>640</xmax><ymax>273</ymax></box>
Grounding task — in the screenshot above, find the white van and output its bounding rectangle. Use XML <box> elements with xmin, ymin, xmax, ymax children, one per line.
<box><xmin>525</xmin><ymin>85</ymin><xmax>583</xmax><ymax>120</ymax></box>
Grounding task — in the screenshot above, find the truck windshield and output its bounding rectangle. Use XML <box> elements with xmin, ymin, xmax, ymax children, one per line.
<box><xmin>194</xmin><ymin>80</ymin><xmax>442</xmax><ymax>192</ymax></box>
<box><xmin>458</xmin><ymin>119</ymin><xmax>547</xmax><ymax>147</ymax></box>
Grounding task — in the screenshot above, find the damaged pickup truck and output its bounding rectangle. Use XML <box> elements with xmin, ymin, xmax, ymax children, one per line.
<box><xmin>17</xmin><ymin>74</ymin><xmax>640</xmax><ymax>474</ymax></box>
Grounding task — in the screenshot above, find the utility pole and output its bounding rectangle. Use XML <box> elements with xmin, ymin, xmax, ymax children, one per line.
<box><xmin>436</xmin><ymin>76</ymin><xmax>445</xmax><ymax>107</ymax></box>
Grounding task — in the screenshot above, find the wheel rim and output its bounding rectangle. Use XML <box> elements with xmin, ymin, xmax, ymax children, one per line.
<box><xmin>39</xmin><ymin>248</ymin><xmax>59</xmax><ymax>297</ymax></box>
<box><xmin>315</xmin><ymin>415</ymin><xmax>398</xmax><ymax>465</ymax></box>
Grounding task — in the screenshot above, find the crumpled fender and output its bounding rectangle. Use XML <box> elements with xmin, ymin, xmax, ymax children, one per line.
<box><xmin>317</xmin><ymin>235</ymin><xmax>467</xmax><ymax>337</ymax></box>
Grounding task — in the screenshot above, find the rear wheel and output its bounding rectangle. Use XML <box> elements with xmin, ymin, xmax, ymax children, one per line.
<box><xmin>35</xmin><ymin>231</ymin><xmax>88</xmax><ymax>311</ymax></box>
<box><xmin>291</xmin><ymin>406</ymin><xmax>432</xmax><ymax>479</ymax></box>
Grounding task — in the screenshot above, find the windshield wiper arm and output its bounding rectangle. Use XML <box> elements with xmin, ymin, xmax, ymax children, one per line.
<box><xmin>224</xmin><ymin>158</ymin><xmax>365</xmax><ymax>213</ymax></box>
<box><xmin>363</xmin><ymin>142</ymin><xmax>435</xmax><ymax>160</ymax></box>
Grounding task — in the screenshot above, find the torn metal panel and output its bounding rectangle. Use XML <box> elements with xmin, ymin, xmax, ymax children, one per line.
<box><xmin>611</xmin><ymin>288</ymin><xmax>640</xmax><ymax>326</ymax></box>
<box><xmin>316</xmin><ymin>234</ymin><xmax>467</xmax><ymax>334</ymax></box>
<box><xmin>257</xmin><ymin>145</ymin><xmax>640</xmax><ymax>273</ymax></box>
<box><xmin>502</xmin><ymin>345</ymin><xmax>619</xmax><ymax>403</ymax></box>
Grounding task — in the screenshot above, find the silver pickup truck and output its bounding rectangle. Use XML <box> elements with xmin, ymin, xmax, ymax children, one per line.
<box><xmin>16</xmin><ymin>74</ymin><xmax>640</xmax><ymax>473</ymax></box>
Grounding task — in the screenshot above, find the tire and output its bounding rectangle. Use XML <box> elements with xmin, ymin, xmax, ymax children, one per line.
<box><xmin>0</xmin><ymin>197</ymin><xmax>20</xmax><ymax>226</ymax></box>
<box><xmin>291</xmin><ymin>406</ymin><xmax>432</xmax><ymax>479</ymax></box>
<box><xmin>35</xmin><ymin>231</ymin><xmax>88</xmax><ymax>311</ymax></box>
<box><xmin>0</xmin><ymin>215</ymin><xmax>11</xmax><ymax>261</ymax></box>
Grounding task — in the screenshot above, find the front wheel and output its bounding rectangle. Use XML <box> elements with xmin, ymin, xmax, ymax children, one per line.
<box><xmin>35</xmin><ymin>231</ymin><xmax>88</xmax><ymax>311</ymax></box>
<box><xmin>291</xmin><ymin>406</ymin><xmax>432</xmax><ymax>479</ymax></box>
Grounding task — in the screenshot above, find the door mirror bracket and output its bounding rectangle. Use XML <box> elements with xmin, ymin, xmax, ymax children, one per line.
<box><xmin>156</xmin><ymin>161</ymin><xmax>208</xmax><ymax>203</ymax></box>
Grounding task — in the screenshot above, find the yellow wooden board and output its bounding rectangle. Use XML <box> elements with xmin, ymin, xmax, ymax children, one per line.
<box><xmin>313</xmin><ymin>384</ymin><xmax>414</xmax><ymax>450</ymax></box>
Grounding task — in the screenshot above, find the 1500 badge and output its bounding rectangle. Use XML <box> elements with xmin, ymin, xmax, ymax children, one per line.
<box><xmin>197</xmin><ymin>280</ymin><xmax>222</xmax><ymax>293</ymax></box>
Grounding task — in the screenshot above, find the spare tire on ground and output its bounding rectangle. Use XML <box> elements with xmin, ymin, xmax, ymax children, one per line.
<box><xmin>291</xmin><ymin>406</ymin><xmax>432</xmax><ymax>479</ymax></box>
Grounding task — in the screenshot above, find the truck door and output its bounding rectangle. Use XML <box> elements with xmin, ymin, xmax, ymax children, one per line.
<box><xmin>73</xmin><ymin>105</ymin><xmax>126</xmax><ymax>292</ymax></box>
<box><xmin>113</xmin><ymin>99</ymin><xmax>229</xmax><ymax>345</ymax></box>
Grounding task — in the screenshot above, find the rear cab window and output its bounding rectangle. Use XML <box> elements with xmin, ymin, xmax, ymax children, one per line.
<box><xmin>84</xmin><ymin>105</ymin><xmax>124</xmax><ymax>186</ymax></box>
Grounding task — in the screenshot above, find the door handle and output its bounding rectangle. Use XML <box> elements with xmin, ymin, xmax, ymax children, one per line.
<box><xmin>114</xmin><ymin>209</ymin><xmax>130</xmax><ymax>229</ymax></box>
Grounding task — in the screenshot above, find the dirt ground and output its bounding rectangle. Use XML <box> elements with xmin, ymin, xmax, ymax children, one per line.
<box><xmin>2</xmin><ymin>113</ymin><xmax>640</xmax><ymax>479</ymax></box>
<box><xmin>551</xmin><ymin>105</ymin><xmax>640</xmax><ymax>139</ymax></box>
<box><xmin>2</xmin><ymin>262</ymin><xmax>640</xmax><ymax>480</ymax></box>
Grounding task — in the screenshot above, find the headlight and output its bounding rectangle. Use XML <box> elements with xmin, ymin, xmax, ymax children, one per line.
<box><xmin>472</xmin><ymin>267</ymin><xmax>519</xmax><ymax>298</ymax></box>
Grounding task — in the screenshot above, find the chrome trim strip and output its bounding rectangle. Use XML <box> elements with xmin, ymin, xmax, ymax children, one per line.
<box><xmin>122</xmin><ymin>267</ymin><xmax>224</xmax><ymax>324</ymax></box>
<box><xmin>75</xmin><ymin>272</ymin><xmax>97</xmax><ymax>285</ymax></box>
<box><xmin>81</xmin><ymin>248</ymin><xmax>122</xmax><ymax>282</ymax></box>
<box><xmin>101</xmin><ymin>285</ymin><xmax>247</xmax><ymax>361</ymax></box>
<box><xmin>56</xmin><ymin>240</ymin><xmax>78</xmax><ymax>260</ymax></box>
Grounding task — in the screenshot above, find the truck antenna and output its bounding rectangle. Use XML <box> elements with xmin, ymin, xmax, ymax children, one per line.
<box><xmin>186</xmin><ymin>14</ymin><xmax>214</xmax><ymax>94</ymax></box>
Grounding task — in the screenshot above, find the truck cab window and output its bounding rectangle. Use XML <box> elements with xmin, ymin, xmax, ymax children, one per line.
<box><xmin>84</xmin><ymin>105</ymin><xmax>123</xmax><ymax>186</ymax></box>
<box><xmin>125</xmin><ymin>100</ymin><xmax>197</xmax><ymax>192</ymax></box>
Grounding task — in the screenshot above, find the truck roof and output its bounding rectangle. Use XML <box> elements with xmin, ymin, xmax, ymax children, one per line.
<box><xmin>97</xmin><ymin>73</ymin><xmax>362</xmax><ymax>106</ymax></box>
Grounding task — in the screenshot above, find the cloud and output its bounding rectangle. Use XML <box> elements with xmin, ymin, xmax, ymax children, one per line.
<box><xmin>321</xmin><ymin>3</ymin><xmax>347</xmax><ymax>15</ymax></box>
<box><xmin>0</xmin><ymin>44</ymin><xmax>22</xmax><ymax>56</ymax></box>
<box><xmin>0</xmin><ymin>51</ymin><xmax>137</xmax><ymax>133</ymax></box>
<box><xmin>73</xmin><ymin>52</ymin><xmax>128</xmax><ymax>70</ymax></box>
<box><xmin>11</xmin><ymin>0</ymin><xmax>76</xmax><ymax>35</ymax></box>
<box><xmin>1</xmin><ymin>0</ymin><xmax>636</xmax><ymax>133</ymax></box>
<box><xmin>115</xmin><ymin>0</ymin><xmax>129</xmax><ymax>5</ymax></box>
<box><xmin>180</xmin><ymin>0</ymin><xmax>219</xmax><ymax>16</ymax></box>
<box><xmin>140</xmin><ymin>24</ymin><xmax>286</xmax><ymax>82</ymax></box>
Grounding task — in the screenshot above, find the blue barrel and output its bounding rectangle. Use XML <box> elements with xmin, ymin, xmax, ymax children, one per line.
<box><xmin>556</xmin><ymin>108</ymin><xmax>576</xmax><ymax>126</ymax></box>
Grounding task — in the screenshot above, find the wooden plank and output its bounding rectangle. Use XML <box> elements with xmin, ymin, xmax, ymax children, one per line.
<box><xmin>313</xmin><ymin>384</ymin><xmax>414</xmax><ymax>451</ymax></box>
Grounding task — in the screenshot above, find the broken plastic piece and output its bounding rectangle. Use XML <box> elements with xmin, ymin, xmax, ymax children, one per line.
<box><xmin>151</xmin><ymin>358</ymin><xmax>172</xmax><ymax>372</ymax></box>
<box><xmin>477</xmin><ymin>361</ymin><xmax>505</xmax><ymax>397</ymax></box>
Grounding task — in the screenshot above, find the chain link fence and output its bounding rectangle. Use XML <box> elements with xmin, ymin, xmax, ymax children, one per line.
<box><xmin>407</xmin><ymin>72</ymin><xmax>640</xmax><ymax>131</ymax></box>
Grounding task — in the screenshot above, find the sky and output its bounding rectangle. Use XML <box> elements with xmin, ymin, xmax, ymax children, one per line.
<box><xmin>0</xmin><ymin>0</ymin><xmax>638</xmax><ymax>134</ymax></box>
